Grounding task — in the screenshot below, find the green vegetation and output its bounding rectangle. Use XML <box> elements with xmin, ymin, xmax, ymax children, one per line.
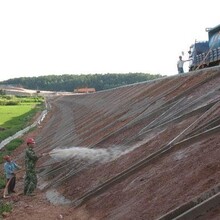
<box><xmin>0</xmin><ymin>73</ymin><xmax>165</xmax><ymax>92</ymax></box>
<box><xmin>5</xmin><ymin>139</ymin><xmax>23</xmax><ymax>152</ymax></box>
<box><xmin>0</xmin><ymin>96</ymin><xmax>44</xmax><ymax>141</ymax></box>
<box><xmin>0</xmin><ymin>138</ymin><xmax>23</xmax><ymax>165</ymax></box>
<box><xmin>0</xmin><ymin>89</ymin><xmax>6</xmax><ymax>95</ymax></box>
<box><xmin>0</xmin><ymin>95</ymin><xmax>44</xmax><ymax>154</ymax></box>
<box><xmin>0</xmin><ymin>95</ymin><xmax>43</xmax><ymax>106</ymax></box>
<box><xmin>0</xmin><ymin>201</ymin><xmax>12</xmax><ymax>216</ymax></box>
<box><xmin>0</xmin><ymin>175</ymin><xmax>6</xmax><ymax>189</ymax></box>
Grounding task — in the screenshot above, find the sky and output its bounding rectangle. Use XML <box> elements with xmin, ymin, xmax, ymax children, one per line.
<box><xmin>0</xmin><ymin>0</ymin><xmax>219</xmax><ymax>82</ymax></box>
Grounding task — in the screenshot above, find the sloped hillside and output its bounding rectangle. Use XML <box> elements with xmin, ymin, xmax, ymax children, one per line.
<box><xmin>14</xmin><ymin>67</ymin><xmax>220</xmax><ymax>219</ymax></box>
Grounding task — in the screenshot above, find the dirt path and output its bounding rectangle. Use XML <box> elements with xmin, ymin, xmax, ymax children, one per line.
<box><xmin>2</xmin><ymin>190</ymin><xmax>70</xmax><ymax>220</ymax></box>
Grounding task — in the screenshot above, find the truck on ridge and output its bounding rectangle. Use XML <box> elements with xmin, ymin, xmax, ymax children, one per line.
<box><xmin>188</xmin><ymin>24</ymin><xmax>220</xmax><ymax>71</ymax></box>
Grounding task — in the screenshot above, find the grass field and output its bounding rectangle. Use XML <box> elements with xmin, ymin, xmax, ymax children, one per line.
<box><xmin>0</xmin><ymin>104</ymin><xmax>36</xmax><ymax>125</ymax></box>
<box><xmin>0</xmin><ymin>96</ymin><xmax>44</xmax><ymax>142</ymax></box>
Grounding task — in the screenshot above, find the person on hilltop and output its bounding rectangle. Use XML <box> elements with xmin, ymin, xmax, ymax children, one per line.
<box><xmin>3</xmin><ymin>155</ymin><xmax>21</xmax><ymax>198</ymax></box>
<box><xmin>24</xmin><ymin>137</ymin><xmax>39</xmax><ymax>196</ymax></box>
<box><xmin>177</xmin><ymin>56</ymin><xmax>190</xmax><ymax>74</ymax></box>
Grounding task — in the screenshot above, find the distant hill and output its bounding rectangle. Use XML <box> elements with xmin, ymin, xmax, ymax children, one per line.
<box><xmin>0</xmin><ymin>73</ymin><xmax>165</xmax><ymax>92</ymax></box>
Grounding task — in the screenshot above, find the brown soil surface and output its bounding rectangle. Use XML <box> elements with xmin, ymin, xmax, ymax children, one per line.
<box><xmin>1</xmin><ymin>67</ymin><xmax>220</xmax><ymax>219</ymax></box>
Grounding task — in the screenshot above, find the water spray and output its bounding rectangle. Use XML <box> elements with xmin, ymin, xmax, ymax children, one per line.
<box><xmin>47</xmin><ymin>146</ymin><xmax>122</xmax><ymax>163</ymax></box>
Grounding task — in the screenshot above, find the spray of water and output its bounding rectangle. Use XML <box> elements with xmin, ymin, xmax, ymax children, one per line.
<box><xmin>49</xmin><ymin>139</ymin><xmax>147</xmax><ymax>164</ymax></box>
<box><xmin>39</xmin><ymin>140</ymin><xmax>150</xmax><ymax>189</ymax></box>
<box><xmin>49</xmin><ymin>146</ymin><xmax>122</xmax><ymax>163</ymax></box>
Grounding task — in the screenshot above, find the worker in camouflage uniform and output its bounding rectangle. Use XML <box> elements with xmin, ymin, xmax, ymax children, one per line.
<box><xmin>24</xmin><ymin>137</ymin><xmax>39</xmax><ymax>195</ymax></box>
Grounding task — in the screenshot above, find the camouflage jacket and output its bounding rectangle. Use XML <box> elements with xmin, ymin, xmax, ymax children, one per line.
<box><xmin>25</xmin><ymin>147</ymin><xmax>39</xmax><ymax>172</ymax></box>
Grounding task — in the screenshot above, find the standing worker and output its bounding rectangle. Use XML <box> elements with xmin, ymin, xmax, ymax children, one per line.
<box><xmin>3</xmin><ymin>155</ymin><xmax>21</xmax><ymax>198</ymax></box>
<box><xmin>177</xmin><ymin>56</ymin><xmax>189</xmax><ymax>74</ymax></box>
<box><xmin>24</xmin><ymin>137</ymin><xmax>39</xmax><ymax>196</ymax></box>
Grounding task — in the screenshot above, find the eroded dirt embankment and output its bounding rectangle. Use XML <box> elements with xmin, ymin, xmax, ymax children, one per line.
<box><xmin>3</xmin><ymin>67</ymin><xmax>220</xmax><ymax>220</ymax></box>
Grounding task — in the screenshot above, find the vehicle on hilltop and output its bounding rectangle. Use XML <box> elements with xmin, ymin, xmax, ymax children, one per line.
<box><xmin>188</xmin><ymin>24</ymin><xmax>220</xmax><ymax>71</ymax></box>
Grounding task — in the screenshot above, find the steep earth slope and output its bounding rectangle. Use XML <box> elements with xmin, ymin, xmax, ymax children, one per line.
<box><xmin>4</xmin><ymin>67</ymin><xmax>220</xmax><ymax>219</ymax></box>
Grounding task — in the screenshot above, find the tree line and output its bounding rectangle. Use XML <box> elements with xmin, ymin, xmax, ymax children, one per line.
<box><xmin>0</xmin><ymin>73</ymin><xmax>165</xmax><ymax>92</ymax></box>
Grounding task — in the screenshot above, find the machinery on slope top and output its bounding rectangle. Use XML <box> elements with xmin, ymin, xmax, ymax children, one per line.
<box><xmin>188</xmin><ymin>24</ymin><xmax>220</xmax><ymax>71</ymax></box>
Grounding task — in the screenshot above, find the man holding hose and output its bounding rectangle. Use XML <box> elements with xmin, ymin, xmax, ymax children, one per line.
<box><xmin>3</xmin><ymin>155</ymin><xmax>21</xmax><ymax>198</ymax></box>
<box><xmin>24</xmin><ymin>137</ymin><xmax>39</xmax><ymax>196</ymax></box>
<box><xmin>24</xmin><ymin>137</ymin><xmax>50</xmax><ymax>196</ymax></box>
